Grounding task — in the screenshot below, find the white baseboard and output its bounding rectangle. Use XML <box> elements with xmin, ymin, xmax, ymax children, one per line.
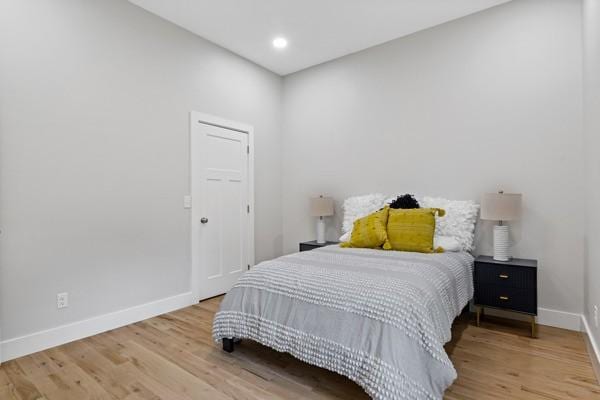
<box><xmin>582</xmin><ymin>315</ymin><xmax>600</xmax><ymax>383</ymax></box>
<box><xmin>478</xmin><ymin>306</ymin><xmax>582</xmax><ymax>331</ymax></box>
<box><xmin>0</xmin><ymin>294</ymin><xmax>592</xmax><ymax>366</ymax></box>
<box><xmin>538</xmin><ymin>307</ymin><xmax>583</xmax><ymax>331</ymax></box>
<box><xmin>0</xmin><ymin>292</ymin><xmax>194</xmax><ymax>362</ymax></box>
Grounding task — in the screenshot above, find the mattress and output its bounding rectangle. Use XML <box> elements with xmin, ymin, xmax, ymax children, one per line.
<box><xmin>213</xmin><ymin>245</ymin><xmax>474</xmax><ymax>400</ymax></box>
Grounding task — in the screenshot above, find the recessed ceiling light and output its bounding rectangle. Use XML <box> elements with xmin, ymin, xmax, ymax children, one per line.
<box><xmin>272</xmin><ymin>37</ymin><xmax>288</xmax><ymax>49</ymax></box>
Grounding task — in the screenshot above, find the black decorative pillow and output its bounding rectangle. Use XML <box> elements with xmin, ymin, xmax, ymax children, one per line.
<box><xmin>388</xmin><ymin>194</ymin><xmax>420</xmax><ymax>209</ymax></box>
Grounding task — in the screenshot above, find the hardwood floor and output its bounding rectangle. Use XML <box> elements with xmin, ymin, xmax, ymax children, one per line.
<box><xmin>1</xmin><ymin>296</ymin><xmax>599</xmax><ymax>400</ymax></box>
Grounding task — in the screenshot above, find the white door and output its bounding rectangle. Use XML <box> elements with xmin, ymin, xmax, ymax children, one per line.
<box><xmin>191</xmin><ymin>112</ymin><xmax>253</xmax><ymax>301</ymax></box>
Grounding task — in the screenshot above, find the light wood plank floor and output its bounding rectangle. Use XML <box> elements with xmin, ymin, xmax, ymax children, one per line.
<box><xmin>1</xmin><ymin>296</ymin><xmax>599</xmax><ymax>399</ymax></box>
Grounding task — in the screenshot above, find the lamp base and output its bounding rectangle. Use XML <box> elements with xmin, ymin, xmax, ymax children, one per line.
<box><xmin>316</xmin><ymin>217</ymin><xmax>326</xmax><ymax>244</ymax></box>
<box><xmin>493</xmin><ymin>225</ymin><xmax>510</xmax><ymax>261</ymax></box>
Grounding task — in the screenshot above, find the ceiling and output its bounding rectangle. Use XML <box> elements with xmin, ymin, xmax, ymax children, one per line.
<box><xmin>129</xmin><ymin>0</ymin><xmax>511</xmax><ymax>76</ymax></box>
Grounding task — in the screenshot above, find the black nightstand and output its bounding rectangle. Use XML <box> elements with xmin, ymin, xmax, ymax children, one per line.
<box><xmin>474</xmin><ymin>255</ymin><xmax>538</xmax><ymax>337</ymax></box>
<box><xmin>299</xmin><ymin>240</ymin><xmax>339</xmax><ymax>252</ymax></box>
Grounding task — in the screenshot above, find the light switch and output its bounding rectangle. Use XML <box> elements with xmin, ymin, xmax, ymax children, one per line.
<box><xmin>183</xmin><ymin>195</ymin><xmax>192</xmax><ymax>209</ymax></box>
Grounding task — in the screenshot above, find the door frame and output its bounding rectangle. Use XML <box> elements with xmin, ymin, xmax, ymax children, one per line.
<box><xmin>189</xmin><ymin>111</ymin><xmax>255</xmax><ymax>303</ymax></box>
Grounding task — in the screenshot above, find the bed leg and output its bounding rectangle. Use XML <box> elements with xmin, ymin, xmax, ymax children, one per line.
<box><xmin>222</xmin><ymin>338</ymin><xmax>234</xmax><ymax>353</ymax></box>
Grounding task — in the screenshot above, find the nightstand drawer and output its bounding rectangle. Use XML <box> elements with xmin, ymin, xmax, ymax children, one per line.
<box><xmin>476</xmin><ymin>263</ymin><xmax>535</xmax><ymax>289</ymax></box>
<box><xmin>475</xmin><ymin>284</ymin><xmax>536</xmax><ymax>314</ymax></box>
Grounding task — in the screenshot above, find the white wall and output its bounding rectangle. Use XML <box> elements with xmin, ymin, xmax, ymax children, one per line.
<box><xmin>0</xmin><ymin>0</ymin><xmax>590</xmax><ymax>362</ymax></box>
<box><xmin>0</xmin><ymin>0</ymin><xmax>282</xmax><ymax>345</ymax></box>
<box><xmin>583</xmin><ymin>0</ymin><xmax>600</xmax><ymax>355</ymax></box>
<box><xmin>282</xmin><ymin>0</ymin><xmax>584</xmax><ymax>316</ymax></box>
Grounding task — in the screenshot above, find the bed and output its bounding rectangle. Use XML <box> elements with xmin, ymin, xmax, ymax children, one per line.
<box><xmin>212</xmin><ymin>245</ymin><xmax>474</xmax><ymax>400</ymax></box>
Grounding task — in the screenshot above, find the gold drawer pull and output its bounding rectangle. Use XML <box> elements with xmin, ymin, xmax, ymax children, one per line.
<box><xmin>499</xmin><ymin>274</ymin><xmax>509</xmax><ymax>279</ymax></box>
<box><xmin>499</xmin><ymin>296</ymin><xmax>509</xmax><ymax>301</ymax></box>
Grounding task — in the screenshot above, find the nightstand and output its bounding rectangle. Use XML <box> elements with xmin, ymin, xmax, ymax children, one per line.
<box><xmin>474</xmin><ymin>255</ymin><xmax>538</xmax><ymax>337</ymax></box>
<box><xmin>299</xmin><ymin>240</ymin><xmax>339</xmax><ymax>252</ymax></box>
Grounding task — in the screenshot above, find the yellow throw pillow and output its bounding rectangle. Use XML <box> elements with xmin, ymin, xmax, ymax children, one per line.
<box><xmin>383</xmin><ymin>208</ymin><xmax>446</xmax><ymax>253</ymax></box>
<box><xmin>341</xmin><ymin>206</ymin><xmax>389</xmax><ymax>249</ymax></box>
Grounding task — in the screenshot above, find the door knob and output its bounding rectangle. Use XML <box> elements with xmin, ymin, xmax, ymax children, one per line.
<box><xmin>201</xmin><ymin>217</ymin><xmax>208</xmax><ymax>224</ymax></box>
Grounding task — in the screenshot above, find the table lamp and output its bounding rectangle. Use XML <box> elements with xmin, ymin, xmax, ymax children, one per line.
<box><xmin>310</xmin><ymin>196</ymin><xmax>334</xmax><ymax>244</ymax></box>
<box><xmin>481</xmin><ymin>191</ymin><xmax>522</xmax><ymax>261</ymax></box>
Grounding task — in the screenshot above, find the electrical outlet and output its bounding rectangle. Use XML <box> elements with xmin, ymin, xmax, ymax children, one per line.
<box><xmin>57</xmin><ymin>292</ymin><xmax>69</xmax><ymax>309</ymax></box>
<box><xmin>594</xmin><ymin>305</ymin><xmax>599</xmax><ymax>328</ymax></box>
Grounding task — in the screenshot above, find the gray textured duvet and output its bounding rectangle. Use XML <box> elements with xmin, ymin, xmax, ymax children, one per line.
<box><xmin>213</xmin><ymin>246</ymin><xmax>474</xmax><ymax>400</ymax></box>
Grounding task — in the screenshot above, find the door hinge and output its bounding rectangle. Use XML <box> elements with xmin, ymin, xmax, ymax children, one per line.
<box><xmin>247</xmin><ymin>145</ymin><xmax>249</xmax><ymax>154</ymax></box>
<box><xmin>247</xmin><ymin>204</ymin><xmax>250</xmax><ymax>213</ymax></box>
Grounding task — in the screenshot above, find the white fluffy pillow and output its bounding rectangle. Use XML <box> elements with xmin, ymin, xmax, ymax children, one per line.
<box><xmin>421</xmin><ymin>196</ymin><xmax>480</xmax><ymax>251</ymax></box>
<box><xmin>434</xmin><ymin>235</ymin><xmax>462</xmax><ymax>252</ymax></box>
<box><xmin>339</xmin><ymin>231</ymin><xmax>351</xmax><ymax>242</ymax></box>
<box><xmin>341</xmin><ymin>193</ymin><xmax>386</xmax><ymax>235</ymax></box>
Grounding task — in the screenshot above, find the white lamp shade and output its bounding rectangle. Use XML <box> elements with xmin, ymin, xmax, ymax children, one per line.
<box><xmin>480</xmin><ymin>192</ymin><xmax>522</xmax><ymax>221</ymax></box>
<box><xmin>310</xmin><ymin>196</ymin><xmax>334</xmax><ymax>217</ymax></box>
